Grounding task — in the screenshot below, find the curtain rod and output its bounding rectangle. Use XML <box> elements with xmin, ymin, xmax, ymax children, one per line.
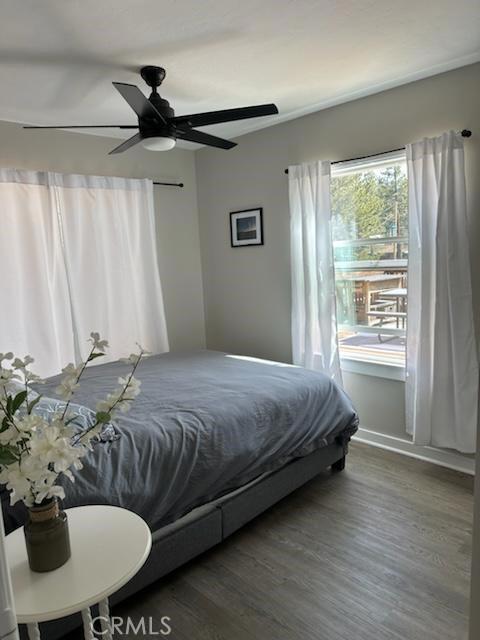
<box><xmin>284</xmin><ymin>129</ymin><xmax>472</xmax><ymax>174</ymax></box>
<box><xmin>153</xmin><ymin>181</ymin><xmax>184</xmax><ymax>188</ymax></box>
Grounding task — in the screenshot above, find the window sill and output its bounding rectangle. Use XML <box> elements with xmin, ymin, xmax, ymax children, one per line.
<box><xmin>340</xmin><ymin>356</ymin><xmax>405</xmax><ymax>381</ymax></box>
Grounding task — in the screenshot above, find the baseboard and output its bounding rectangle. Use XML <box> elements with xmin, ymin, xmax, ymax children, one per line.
<box><xmin>354</xmin><ymin>427</ymin><xmax>475</xmax><ymax>475</ymax></box>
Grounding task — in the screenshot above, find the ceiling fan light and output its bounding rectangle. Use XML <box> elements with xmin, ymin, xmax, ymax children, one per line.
<box><xmin>141</xmin><ymin>136</ymin><xmax>176</xmax><ymax>151</ymax></box>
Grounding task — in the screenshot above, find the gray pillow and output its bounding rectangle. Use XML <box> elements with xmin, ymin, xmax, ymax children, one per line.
<box><xmin>31</xmin><ymin>397</ymin><xmax>120</xmax><ymax>443</ymax></box>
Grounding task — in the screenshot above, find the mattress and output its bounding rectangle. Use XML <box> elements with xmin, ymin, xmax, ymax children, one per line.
<box><xmin>2</xmin><ymin>350</ymin><xmax>358</xmax><ymax>533</ymax></box>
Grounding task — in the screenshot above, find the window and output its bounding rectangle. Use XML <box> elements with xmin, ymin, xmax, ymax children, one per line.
<box><xmin>331</xmin><ymin>151</ymin><xmax>408</xmax><ymax>368</ymax></box>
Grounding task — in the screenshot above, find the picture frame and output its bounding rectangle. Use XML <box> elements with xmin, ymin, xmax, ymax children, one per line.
<box><xmin>230</xmin><ymin>208</ymin><xmax>264</xmax><ymax>247</ymax></box>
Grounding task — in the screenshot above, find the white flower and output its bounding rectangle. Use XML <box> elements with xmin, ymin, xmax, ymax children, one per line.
<box><xmin>0</xmin><ymin>424</ymin><xmax>21</xmax><ymax>446</ymax></box>
<box><xmin>122</xmin><ymin>377</ymin><xmax>141</xmax><ymax>402</ymax></box>
<box><xmin>61</xmin><ymin>363</ymin><xmax>81</xmax><ymax>377</ymax></box>
<box><xmin>25</xmin><ymin>371</ymin><xmax>44</xmax><ymax>384</ymax></box>
<box><xmin>123</xmin><ymin>388</ymin><xmax>140</xmax><ymax>402</ymax></box>
<box><xmin>52</xmin><ymin>441</ymin><xmax>84</xmax><ymax>474</ymax></box>
<box><xmin>34</xmin><ymin>483</ymin><xmax>65</xmax><ymax>505</ymax></box>
<box><xmin>55</xmin><ymin>362</ymin><xmax>83</xmax><ymax>399</ymax></box>
<box><xmin>28</xmin><ymin>425</ymin><xmax>61</xmax><ymax>463</ymax></box>
<box><xmin>120</xmin><ymin>354</ymin><xmax>139</xmax><ymax>365</ymax></box>
<box><xmin>119</xmin><ymin>376</ymin><xmax>141</xmax><ymax>392</ymax></box>
<box><xmin>30</xmin><ymin>422</ymin><xmax>84</xmax><ymax>470</ymax></box>
<box><xmin>2</xmin><ymin>465</ymin><xmax>32</xmax><ymax>506</ymax></box>
<box><xmin>12</xmin><ymin>355</ymin><xmax>34</xmax><ymax>370</ymax></box>
<box><xmin>9</xmin><ymin>356</ymin><xmax>43</xmax><ymax>385</ymax></box>
<box><xmin>95</xmin><ymin>399</ymin><xmax>112</xmax><ymax>413</ymax></box>
<box><xmin>17</xmin><ymin>414</ymin><xmax>44</xmax><ymax>434</ymax></box>
<box><xmin>55</xmin><ymin>376</ymin><xmax>79</xmax><ymax>400</ymax></box>
<box><xmin>95</xmin><ymin>376</ymin><xmax>141</xmax><ymax>419</ymax></box>
<box><xmin>136</xmin><ymin>343</ymin><xmax>150</xmax><ymax>355</ymax></box>
<box><xmin>20</xmin><ymin>455</ymin><xmax>52</xmax><ymax>484</ymax></box>
<box><xmin>120</xmin><ymin>345</ymin><xmax>149</xmax><ymax>365</ymax></box>
<box><xmin>0</xmin><ymin>353</ymin><xmax>13</xmax><ymax>364</ymax></box>
<box><xmin>0</xmin><ymin>368</ymin><xmax>21</xmax><ymax>388</ymax></box>
<box><xmin>89</xmin><ymin>332</ymin><xmax>109</xmax><ymax>352</ymax></box>
<box><xmin>62</xmin><ymin>469</ymin><xmax>74</xmax><ymax>482</ymax></box>
<box><xmin>31</xmin><ymin>468</ymin><xmax>67</xmax><ymax>504</ymax></box>
<box><xmin>115</xmin><ymin>401</ymin><xmax>130</xmax><ymax>414</ymax></box>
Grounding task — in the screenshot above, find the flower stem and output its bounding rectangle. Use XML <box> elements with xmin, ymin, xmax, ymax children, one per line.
<box><xmin>60</xmin><ymin>345</ymin><xmax>97</xmax><ymax>421</ymax></box>
<box><xmin>76</xmin><ymin>351</ymin><xmax>143</xmax><ymax>445</ymax></box>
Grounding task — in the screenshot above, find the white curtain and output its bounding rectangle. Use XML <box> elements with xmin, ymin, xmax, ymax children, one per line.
<box><xmin>406</xmin><ymin>131</ymin><xmax>478</xmax><ymax>453</ymax></box>
<box><xmin>0</xmin><ymin>171</ymin><xmax>76</xmax><ymax>376</ymax></box>
<box><xmin>289</xmin><ymin>161</ymin><xmax>342</xmax><ymax>384</ymax></box>
<box><xmin>0</xmin><ymin>169</ymin><xmax>169</xmax><ymax>377</ymax></box>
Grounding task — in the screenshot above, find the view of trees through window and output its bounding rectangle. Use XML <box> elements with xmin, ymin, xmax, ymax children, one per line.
<box><xmin>331</xmin><ymin>157</ymin><xmax>408</xmax><ymax>366</ymax></box>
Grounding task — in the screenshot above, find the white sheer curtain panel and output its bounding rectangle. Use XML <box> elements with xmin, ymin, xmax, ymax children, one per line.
<box><xmin>53</xmin><ymin>174</ymin><xmax>169</xmax><ymax>364</ymax></box>
<box><xmin>289</xmin><ymin>161</ymin><xmax>342</xmax><ymax>384</ymax></box>
<box><xmin>0</xmin><ymin>170</ymin><xmax>76</xmax><ymax>377</ymax></box>
<box><xmin>406</xmin><ymin>131</ymin><xmax>478</xmax><ymax>453</ymax></box>
<box><xmin>0</xmin><ymin>170</ymin><xmax>169</xmax><ymax>377</ymax></box>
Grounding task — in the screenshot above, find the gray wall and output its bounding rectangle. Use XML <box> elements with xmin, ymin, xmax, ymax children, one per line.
<box><xmin>195</xmin><ymin>62</ymin><xmax>480</xmax><ymax>440</ymax></box>
<box><xmin>0</xmin><ymin>120</ymin><xmax>205</xmax><ymax>351</ymax></box>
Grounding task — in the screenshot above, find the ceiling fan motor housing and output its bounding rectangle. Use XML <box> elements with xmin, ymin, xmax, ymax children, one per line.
<box><xmin>140</xmin><ymin>65</ymin><xmax>166</xmax><ymax>88</ymax></box>
<box><xmin>140</xmin><ymin>94</ymin><xmax>175</xmax><ymax>140</ymax></box>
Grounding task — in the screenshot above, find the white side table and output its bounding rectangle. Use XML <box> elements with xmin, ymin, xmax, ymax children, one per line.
<box><xmin>5</xmin><ymin>505</ymin><xmax>152</xmax><ymax>640</ymax></box>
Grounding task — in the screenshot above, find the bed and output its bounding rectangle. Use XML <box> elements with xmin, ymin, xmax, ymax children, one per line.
<box><xmin>3</xmin><ymin>350</ymin><xmax>358</xmax><ymax>639</ymax></box>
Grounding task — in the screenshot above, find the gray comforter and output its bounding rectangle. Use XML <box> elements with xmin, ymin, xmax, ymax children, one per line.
<box><xmin>2</xmin><ymin>350</ymin><xmax>358</xmax><ymax>533</ymax></box>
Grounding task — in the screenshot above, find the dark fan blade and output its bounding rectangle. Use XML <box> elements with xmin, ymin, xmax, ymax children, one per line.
<box><xmin>108</xmin><ymin>132</ymin><xmax>143</xmax><ymax>155</ymax></box>
<box><xmin>176</xmin><ymin>128</ymin><xmax>236</xmax><ymax>149</ymax></box>
<box><xmin>23</xmin><ymin>125</ymin><xmax>138</xmax><ymax>129</ymax></box>
<box><xmin>173</xmin><ymin>103</ymin><xmax>278</xmax><ymax>128</ymax></box>
<box><xmin>112</xmin><ymin>82</ymin><xmax>166</xmax><ymax>124</ymax></box>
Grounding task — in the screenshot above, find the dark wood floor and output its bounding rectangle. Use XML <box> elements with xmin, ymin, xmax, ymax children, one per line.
<box><xmin>114</xmin><ymin>443</ymin><xmax>474</xmax><ymax>640</ymax></box>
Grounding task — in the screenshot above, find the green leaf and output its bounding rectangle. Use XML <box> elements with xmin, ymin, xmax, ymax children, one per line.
<box><xmin>27</xmin><ymin>395</ymin><xmax>42</xmax><ymax>414</ymax></box>
<box><xmin>5</xmin><ymin>395</ymin><xmax>13</xmax><ymax>417</ymax></box>
<box><xmin>0</xmin><ymin>446</ymin><xmax>18</xmax><ymax>466</ymax></box>
<box><xmin>95</xmin><ymin>411</ymin><xmax>111</xmax><ymax>424</ymax></box>
<box><xmin>12</xmin><ymin>390</ymin><xmax>28</xmax><ymax>414</ymax></box>
<box><xmin>88</xmin><ymin>352</ymin><xmax>105</xmax><ymax>362</ymax></box>
<box><xmin>1</xmin><ymin>416</ymin><xmax>10</xmax><ymax>433</ymax></box>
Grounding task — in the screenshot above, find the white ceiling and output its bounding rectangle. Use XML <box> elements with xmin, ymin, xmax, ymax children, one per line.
<box><xmin>1</xmin><ymin>0</ymin><xmax>479</xmax><ymax>149</ymax></box>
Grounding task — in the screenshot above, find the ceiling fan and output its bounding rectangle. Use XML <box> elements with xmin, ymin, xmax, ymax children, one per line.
<box><xmin>24</xmin><ymin>65</ymin><xmax>279</xmax><ymax>154</ymax></box>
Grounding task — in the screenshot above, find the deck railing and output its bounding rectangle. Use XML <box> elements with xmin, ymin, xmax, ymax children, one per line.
<box><xmin>334</xmin><ymin>236</ymin><xmax>408</xmax><ymax>272</ymax></box>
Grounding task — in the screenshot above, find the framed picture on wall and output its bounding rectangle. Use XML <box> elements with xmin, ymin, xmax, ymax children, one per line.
<box><xmin>230</xmin><ymin>208</ymin><xmax>264</xmax><ymax>247</ymax></box>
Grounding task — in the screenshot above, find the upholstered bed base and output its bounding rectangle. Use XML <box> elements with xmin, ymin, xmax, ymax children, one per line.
<box><xmin>20</xmin><ymin>438</ymin><xmax>348</xmax><ymax>640</ymax></box>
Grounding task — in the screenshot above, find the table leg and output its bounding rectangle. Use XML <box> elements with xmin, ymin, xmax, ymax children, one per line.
<box><xmin>27</xmin><ymin>623</ymin><xmax>41</xmax><ymax>640</ymax></box>
<box><xmin>81</xmin><ymin>608</ymin><xmax>95</xmax><ymax>640</ymax></box>
<box><xmin>99</xmin><ymin>598</ymin><xmax>113</xmax><ymax>640</ymax></box>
